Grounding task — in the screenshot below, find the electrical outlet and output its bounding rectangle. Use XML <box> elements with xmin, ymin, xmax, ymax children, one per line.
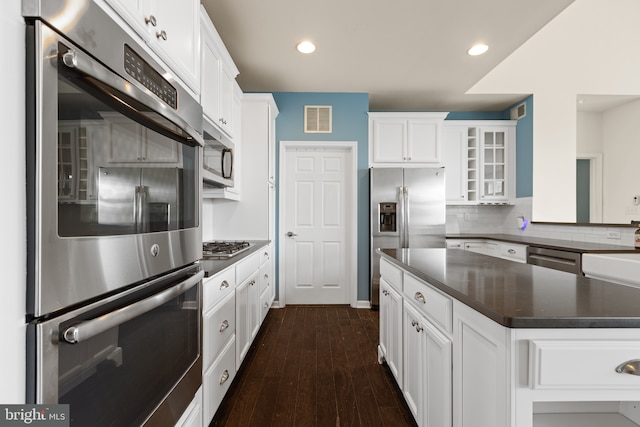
<box><xmin>607</xmin><ymin>231</ymin><xmax>621</xmax><ymax>239</ymax></box>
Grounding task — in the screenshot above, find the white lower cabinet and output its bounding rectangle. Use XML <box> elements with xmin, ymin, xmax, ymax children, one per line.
<box><xmin>202</xmin><ymin>266</ymin><xmax>236</xmax><ymax>426</ymax></box>
<box><xmin>201</xmin><ymin>247</ymin><xmax>272</xmax><ymax>426</ymax></box>
<box><xmin>379</xmin><ymin>262</ymin><xmax>452</xmax><ymax>427</ymax></box>
<box><xmin>379</xmin><ymin>277</ymin><xmax>403</xmax><ymax>387</ymax></box>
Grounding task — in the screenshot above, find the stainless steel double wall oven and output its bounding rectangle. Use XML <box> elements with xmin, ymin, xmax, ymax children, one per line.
<box><xmin>24</xmin><ymin>1</ymin><xmax>204</xmax><ymax>425</ymax></box>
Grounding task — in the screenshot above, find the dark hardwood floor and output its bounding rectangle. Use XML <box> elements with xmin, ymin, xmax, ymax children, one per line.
<box><xmin>210</xmin><ymin>305</ymin><xmax>417</xmax><ymax>427</ymax></box>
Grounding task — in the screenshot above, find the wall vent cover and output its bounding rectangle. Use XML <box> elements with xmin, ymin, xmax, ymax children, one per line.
<box><xmin>304</xmin><ymin>105</ymin><xmax>332</xmax><ymax>133</ymax></box>
<box><xmin>510</xmin><ymin>102</ymin><xmax>526</xmax><ymax>120</ymax></box>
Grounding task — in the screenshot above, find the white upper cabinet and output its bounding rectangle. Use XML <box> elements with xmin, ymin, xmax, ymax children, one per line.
<box><xmin>442</xmin><ymin>120</ymin><xmax>516</xmax><ymax>205</ymax></box>
<box><xmin>368</xmin><ymin>112</ymin><xmax>448</xmax><ymax>166</ymax></box>
<box><xmin>104</xmin><ymin>0</ymin><xmax>201</xmax><ymax>96</ymax></box>
<box><xmin>200</xmin><ymin>6</ymin><xmax>239</xmax><ymax>139</ymax></box>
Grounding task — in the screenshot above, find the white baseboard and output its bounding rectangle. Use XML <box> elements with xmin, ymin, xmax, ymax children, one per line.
<box><xmin>355</xmin><ymin>300</ymin><xmax>371</xmax><ymax>309</ymax></box>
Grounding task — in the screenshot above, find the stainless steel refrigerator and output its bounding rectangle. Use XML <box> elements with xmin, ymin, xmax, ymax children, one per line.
<box><xmin>370</xmin><ymin>167</ymin><xmax>446</xmax><ymax>308</ymax></box>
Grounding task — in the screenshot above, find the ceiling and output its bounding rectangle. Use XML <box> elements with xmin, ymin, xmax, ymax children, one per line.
<box><xmin>201</xmin><ymin>0</ymin><xmax>574</xmax><ymax>112</ymax></box>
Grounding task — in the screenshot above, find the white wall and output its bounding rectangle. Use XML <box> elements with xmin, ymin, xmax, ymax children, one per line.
<box><xmin>468</xmin><ymin>0</ymin><xmax>640</xmax><ymax>223</ymax></box>
<box><xmin>2</xmin><ymin>1</ymin><xmax>27</xmax><ymax>403</ymax></box>
<box><xmin>602</xmin><ymin>100</ymin><xmax>640</xmax><ymax>222</ymax></box>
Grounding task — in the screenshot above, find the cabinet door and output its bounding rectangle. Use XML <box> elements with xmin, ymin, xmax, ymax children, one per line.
<box><xmin>104</xmin><ymin>0</ymin><xmax>148</xmax><ymax>39</ymax></box>
<box><xmin>201</xmin><ymin>28</ymin><xmax>222</xmax><ymax>127</ymax></box>
<box><xmin>146</xmin><ymin>0</ymin><xmax>200</xmax><ymax>94</ymax></box>
<box><xmin>405</xmin><ymin>301</ymin><xmax>453</xmax><ymax>427</ymax></box>
<box><xmin>219</xmin><ymin>65</ymin><xmax>235</xmax><ymax>135</ymax></box>
<box><xmin>235</xmin><ymin>278</ymin><xmax>250</xmax><ymax>367</ymax></box>
<box><xmin>403</xmin><ymin>301</ymin><xmax>425</xmax><ymax>422</ymax></box>
<box><xmin>372</xmin><ymin>118</ymin><xmax>406</xmax><ymax>163</ymax></box>
<box><xmin>380</xmin><ymin>278</ymin><xmax>403</xmax><ymax>388</ymax></box>
<box><xmin>479</xmin><ymin>127</ymin><xmax>507</xmax><ymax>201</ymax></box>
<box><xmin>423</xmin><ymin>321</ymin><xmax>452</xmax><ymax>427</ymax></box>
<box><xmin>407</xmin><ymin>120</ymin><xmax>440</xmax><ymax>163</ymax></box>
<box><xmin>442</xmin><ymin>125</ymin><xmax>466</xmax><ymax>203</ymax></box>
<box><xmin>249</xmin><ymin>273</ymin><xmax>260</xmax><ymax>340</ymax></box>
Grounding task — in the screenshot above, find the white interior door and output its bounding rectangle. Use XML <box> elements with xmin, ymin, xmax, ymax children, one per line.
<box><xmin>282</xmin><ymin>146</ymin><xmax>352</xmax><ymax>304</ymax></box>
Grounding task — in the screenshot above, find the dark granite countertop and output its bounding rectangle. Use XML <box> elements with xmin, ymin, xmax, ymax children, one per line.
<box><xmin>198</xmin><ymin>240</ymin><xmax>270</xmax><ymax>278</ymax></box>
<box><xmin>379</xmin><ymin>248</ymin><xmax>640</xmax><ymax>328</ymax></box>
<box><xmin>446</xmin><ymin>233</ymin><xmax>639</xmax><ymax>253</ymax></box>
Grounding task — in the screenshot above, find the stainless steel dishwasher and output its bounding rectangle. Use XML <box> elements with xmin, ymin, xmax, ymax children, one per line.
<box><xmin>526</xmin><ymin>247</ymin><xmax>582</xmax><ymax>274</ymax></box>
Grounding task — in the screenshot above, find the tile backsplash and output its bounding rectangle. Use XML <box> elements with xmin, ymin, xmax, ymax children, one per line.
<box><xmin>446</xmin><ymin>197</ymin><xmax>637</xmax><ymax>247</ymax></box>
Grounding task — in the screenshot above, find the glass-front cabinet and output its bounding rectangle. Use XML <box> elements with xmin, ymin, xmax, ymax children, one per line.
<box><xmin>480</xmin><ymin>127</ymin><xmax>507</xmax><ymax>201</ymax></box>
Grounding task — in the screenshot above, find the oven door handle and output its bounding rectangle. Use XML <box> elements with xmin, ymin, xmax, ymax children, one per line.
<box><xmin>63</xmin><ymin>270</ymin><xmax>204</xmax><ymax>344</ymax></box>
<box><xmin>59</xmin><ymin>48</ymin><xmax>203</xmax><ymax>147</ymax></box>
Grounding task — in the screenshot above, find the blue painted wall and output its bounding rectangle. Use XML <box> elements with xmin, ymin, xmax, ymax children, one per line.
<box><xmin>271</xmin><ymin>93</ymin><xmax>370</xmax><ymax>302</ymax></box>
<box><xmin>509</xmin><ymin>96</ymin><xmax>533</xmax><ymax>198</ymax></box>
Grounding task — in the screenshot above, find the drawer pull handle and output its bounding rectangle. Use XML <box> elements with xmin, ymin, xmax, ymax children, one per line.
<box><xmin>264</xmin><ymin>302</ymin><xmax>269</xmax><ymax>308</ymax></box>
<box><xmin>250</xmin><ymin>280</ymin><xmax>256</xmax><ymax>286</ymax></box>
<box><xmin>508</xmin><ymin>249</ymin><xmax>516</xmax><ymax>254</ymax></box>
<box><xmin>220</xmin><ymin>370</ymin><xmax>230</xmax><ymax>385</ymax></box>
<box><xmin>219</xmin><ymin>320</ymin><xmax>229</xmax><ymax>332</ymax></box>
<box><xmin>382</xmin><ymin>290</ymin><xmax>389</xmax><ymax>296</ymax></box>
<box><xmin>220</xmin><ymin>280</ymin><xmax>229</xmax><ymax>290</ymax></box>
<box><xmin>414</xmin><ymin>292</ymin><xmax>426</xmax><ymax>304</ymax></box>
<box><xmin>615</xmin><ymin>359</ymin><xmax>640</xmax><ymax>376</ymax></box>
<box><xmin>411</xmin><ymin>320</ymin><xmax>423</xmax><ymax>333</ymax></box>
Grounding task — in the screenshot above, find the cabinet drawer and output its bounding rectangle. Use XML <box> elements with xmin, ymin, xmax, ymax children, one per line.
<box><xmin>260</xmin><ymin>245</ymin><xmax>271</xmax><ymax>265</ymax></box>
<box><xmin>203</xmin><ymin>266</ymin><xmax>235</xmax><ymax>312</ymax></box>
<box><xmin>380</xmin><ymin>258</ymin><xmax>403</xmax><ymax>292</ymax></box>
<box><xmin>259</xmin><ymin>285</ymin><xmax>272</xmax><ymax>323</ymax></box>
<box><xmin>236</xmin><ymin>251</ymin><xmax>260</xmax><ymax>284</ymax></box>
<box><xmin>203</xmin><ymin>291</ymin><xmax>235</xmax><ymax>368</ymax></box>
<box><xmin>403</xmin><ymin>273</ymin><xmax>452</xmax><ymax>334</ymax></box>
<box><xmin>530</xmin><ymin>340</ymin><xmax>640</xmax><ymax>389</ymax></box>
<box><xmin>498</xmin><ymin>242</ymin><xmax>527</xmax><ymax>263</ymax></box>
<box><xmin>203</xmin><ymin>336</ymin><xmax>236</xmax><ymax>425</ymax></box>
<box><xmin>259</xmin><ymin>261</ymin><xmax>271</xmax><ymax>296</ymax></box>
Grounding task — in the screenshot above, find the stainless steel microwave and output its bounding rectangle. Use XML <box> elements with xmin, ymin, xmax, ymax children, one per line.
<box><xmin>202</xmin><ymin>117</ymin><xmax>234</xmax><ymax>188</ymax></box>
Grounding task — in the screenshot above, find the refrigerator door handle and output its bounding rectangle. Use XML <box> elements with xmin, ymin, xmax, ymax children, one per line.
<box><xmin>404</xmin><ymin>186</ymin><xmax>410</xmax><ymax>247</ymax></box>
<box><xmin>398</xmin><ymin>186</ymin><xmax>405</xmax><ymax>247</ymax></box>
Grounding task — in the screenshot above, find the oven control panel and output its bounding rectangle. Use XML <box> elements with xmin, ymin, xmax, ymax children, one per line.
<box><xmin>124</xmin><ymin>45</ymin><xmax>177</xmax><ymax>109</ymax></box>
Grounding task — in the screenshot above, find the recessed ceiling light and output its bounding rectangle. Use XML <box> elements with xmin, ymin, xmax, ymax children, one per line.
<box><xmin>296</xmin><ymin>40</ymin><xmax>316</xmax><ymax>54</ymax></box>
<box><xmin>467</xmin><ymin>43</ymin><xmax>489</xmax><ymax>56</ymax></box>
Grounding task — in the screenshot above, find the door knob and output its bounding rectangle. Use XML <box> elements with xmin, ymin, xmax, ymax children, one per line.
<box><xmin>286</xmin><ymin>231</ymin><xmax>297</xmax><ymax>237</ymax></box>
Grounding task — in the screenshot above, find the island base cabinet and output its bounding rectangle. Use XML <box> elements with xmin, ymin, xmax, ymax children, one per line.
<box><xmin>453</xmin><ymin>301</ymin><xmax>509</xmax><ymax>427</ymax></box>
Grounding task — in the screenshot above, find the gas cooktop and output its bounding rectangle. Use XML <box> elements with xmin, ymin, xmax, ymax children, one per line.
<box><xmin>202</xmin><ymin>241</ymin><xmax>254</xmax><ymax>259</ymax></box>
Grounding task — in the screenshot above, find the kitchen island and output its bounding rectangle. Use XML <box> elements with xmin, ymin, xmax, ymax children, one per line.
<box><xmin>377</xmin><ymin>248</ymin><xmax>640</xmax><ymax>427</ymax></box>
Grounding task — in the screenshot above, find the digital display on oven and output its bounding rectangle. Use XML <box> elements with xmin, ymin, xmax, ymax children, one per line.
<box><xmin>124</xmin><ymin>45</ymin><xmax>177</xmax><ymax>109</ymax></box>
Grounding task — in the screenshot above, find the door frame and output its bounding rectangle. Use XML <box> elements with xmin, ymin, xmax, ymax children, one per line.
<box><xmin>577</xmin><ymin>152</ymin><xmax>603</xmax><ymax>223</ymax></box>
<box><xmin>278</xmin><ymin>140</ymin><xmax>358</xmax><ymax>307</ymax></box>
